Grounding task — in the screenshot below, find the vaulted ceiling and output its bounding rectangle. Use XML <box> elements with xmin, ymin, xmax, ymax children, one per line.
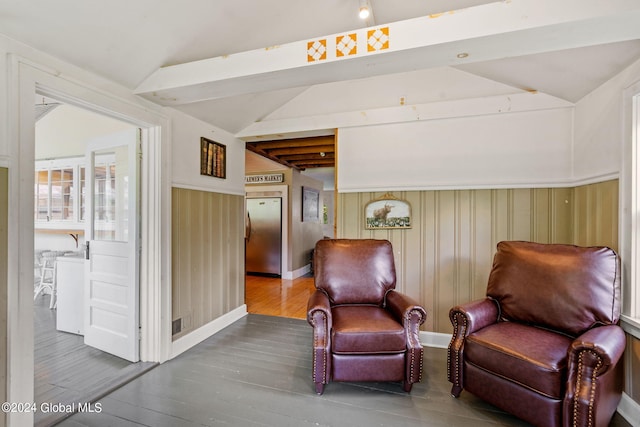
<box><xmin>2</xmin><ymin>0</ymin><xmax>640</xmax><ymax>175</ymax></box>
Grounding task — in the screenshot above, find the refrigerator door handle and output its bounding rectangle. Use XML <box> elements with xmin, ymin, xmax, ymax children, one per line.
<box><xmin>246</xmin><ymin>212</ymin><xmax>252</xmax><ymax>241</ymax></box>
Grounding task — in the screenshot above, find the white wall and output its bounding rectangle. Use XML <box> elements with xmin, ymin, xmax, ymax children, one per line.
<box><xmin>170</xmin><ymin>108</ymin><xmax>245</xmax><ymax>195</ymax></box>
<box><xmin>36</xmin><ymin>104</ymin><xmax>133</xmax><ymax>159</ymax></box>
<box><xmin>337</xmin><ymin>108</ymin><xmax>573</xmax><ymax>192</ymax></box>
<box><xmin>574</xmin><ymin>57</ymin><xmax>640</xmax><ymax>181</ymax></box>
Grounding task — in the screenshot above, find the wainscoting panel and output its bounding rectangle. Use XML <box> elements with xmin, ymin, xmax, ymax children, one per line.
<box><xmin>0</xmin><ymin>167</ymin><xmax>7</xmax><ymax>418</ymax></box>
<box><xmin>574</xmin><ymin>180</ymin><xmax>619</xmax><ymax>251</ymax></box>
<box><xmin>337</xmin><ymin>185</ymin><xmax>609</xmax><ymax>334</ymax></box>
<box><xmin>627</xmin><ymin>334</ymin><xmax>640</xmax><ymax>404</ymax></box>
<box><xmin>171</xmin><ymin>187</ymin><xmax>244</xmax><ymax>340</ymax></box>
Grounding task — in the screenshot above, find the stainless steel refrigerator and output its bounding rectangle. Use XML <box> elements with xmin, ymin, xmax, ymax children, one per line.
<box><xmin>246</xmin><ymin>197</ymin><xmax>282</xmax><ymax>276</ymax></box>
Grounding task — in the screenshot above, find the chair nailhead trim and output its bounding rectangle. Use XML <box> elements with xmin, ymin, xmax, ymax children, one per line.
<box><xmin>573</xmin><ymin>349</ymin><xmax>602</xmax><ymax>427</ymax></box>
<box><xmin>311</xmin><ymin>311</ymin><xmax>327</xmax><ymax>384</ymax></box>
<box><xmin>447</xmin><ymin>312</ymin><xmax>466</xmax><ymax>388</ymax></box>
<box><xmin>405</xmin><ymin>309</ymin><xmax>425</xmax><ymax>384</ymax></box>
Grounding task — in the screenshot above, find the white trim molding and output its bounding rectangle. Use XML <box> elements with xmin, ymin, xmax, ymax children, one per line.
<box><xmin>284</xmin><ymin>263</ymin><xmax>311</xmax><ymax>280</ymax></box>
<box><xmin>338</xmin><ymin>173</ymin><xmax>621</xmax><ymax>194</ymax></box>
<box><xmin>171</xmin><ymin>305</ymin><xmax>248</xmax><ymax>359</ymax></box>
<box><xmin>621</xmin><ymin>315</ymin><xmax>640</xmax><ymax>339</ymax></box>
<box><xmin>420</xmin><ymin>331</ymin><xmax>452</xmax><ymax>349</ymax></box>
<box><xmin>618</xmin><ymin>393</ymin><xmax>640</xmax><ymax>427</ymax></box>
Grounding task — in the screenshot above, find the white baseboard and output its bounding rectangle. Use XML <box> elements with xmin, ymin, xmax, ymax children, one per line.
<box><xmin>618</xmin><ymin>392</ymin><xmax>640</xmax><ymax>427</ymax></box>
<box><xmin>170</xmin><ymin>305</ymin><xmax>248</xmax><ymax>359</ymax></box>
<box><xmin>420</xmin><ymin>331</ymin><xmax>452</xmax><ymax>349</ymax></box>
<box><xmin>282</xmin><ymin>264</ymin><xmax>311</xmax><ymax>280</ymax></box>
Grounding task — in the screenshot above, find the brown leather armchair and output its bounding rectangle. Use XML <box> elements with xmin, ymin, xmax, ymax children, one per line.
<box><xmin>307</xmin><ymin>239</ymin><xmax>426</xmax><ymax>394</ymax></box>
<box><xmin>448</xmin><ymin>241</ymin><xmax>625</xmax><ymax>427</ymax></box>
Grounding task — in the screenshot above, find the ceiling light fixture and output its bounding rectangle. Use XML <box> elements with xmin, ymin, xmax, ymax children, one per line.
<box><xmin>359</xmin><ymin>0</ymin><xmax>370</xmax><ymax>19</ymax></box>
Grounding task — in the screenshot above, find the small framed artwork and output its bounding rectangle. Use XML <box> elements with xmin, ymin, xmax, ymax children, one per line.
<box><xmin>365</xmin><ymin>193</ymin><xmax>412</xmax><ymax>229</ymax></box>
<box><xmin>200</xmin><ymin>137</ymin><xmax>226</xmax><ymax>179</ymax></box>
<box><xmin>302</xmin><ymin>187</ymin><xmax>320</xmax><ymax>222</ymax></box>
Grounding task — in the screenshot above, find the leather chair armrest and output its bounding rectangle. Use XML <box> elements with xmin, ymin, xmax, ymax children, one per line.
<box><xmin>448</xmin><ymin>298</ymin><xmax>499</xmax><ymax>396</ymax></box>
<box><xmin>450</xmin><ymin>298</ymin><xmax>500</xmax><ymax>336</ymax></box>
<box><xmin>564</xmin><ymin>325</ymin><xmax>626</xmax><ymax>426</ymax></box>
<box><xmin>307</xmin><ymin>289</ymin><xmax>331</xmax><ymax>325</ymax></box>
<box><xmin>386</xmin><ymin>290</ymin><xmax>427</xmax><ymax>327</ymax></box>
<box><xmin>307</xmin><ymin>290</ymin><xmax>332</xmax><ymax>393</ymax></box>
<box><xmin>569</xmin><ymin>325</ymin><xmax>626</xmax><ymax>372</ymax></box>
<box><xmin>386</xmin><ymin>290</ymin><xmax>426</xmax><ymax>388</ymax></box>
<box><xmin>307</xmin><ymin>289</ymin><xmax>332</xmax><ymax>342</ymax></box>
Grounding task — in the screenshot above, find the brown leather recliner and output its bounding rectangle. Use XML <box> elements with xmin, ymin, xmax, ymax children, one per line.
<box><xmin>448</xmin><ymin>241</ymin><xmax>625</xmax><ymax>427</ymax></box>
<box><xmin>307</xmin><ymin>239</ymin><xmax>426</xmax><ymax>394</ymax></box>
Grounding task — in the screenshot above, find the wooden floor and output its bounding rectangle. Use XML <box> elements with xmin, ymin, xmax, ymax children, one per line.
<box><xmin>34</xmin><ymin>294</ymin><xmax>156</xmax><ymax>427</ymax></box>
<box><xmin>50</xmin><ymin>275</ymin><xmax>630</xmax><ymax>427</ymax></box>
<box><xmin>59</xmin><ymin>314</ymin><xmax>524</xmax><ymax>426</ymax></box>
<box><xmin>245</xmin><ymin>273</ymin><xmax>315</xmax><ymax>319</ymax></box>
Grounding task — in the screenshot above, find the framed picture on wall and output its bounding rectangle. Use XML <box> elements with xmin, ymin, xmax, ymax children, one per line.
<box><xmin>302</xmin><ymin>187</ymin><xmax>320</xmax><ymax>222</ymax></box>
<box><xmin>200</xmin><ymin>137</ymin><xmax>226</xmax><ymax>179</ymax></box>
<box><xmin>365</xmin><ymin>193</ymin><xmax>412</xmax><ymax>229</ymax></box>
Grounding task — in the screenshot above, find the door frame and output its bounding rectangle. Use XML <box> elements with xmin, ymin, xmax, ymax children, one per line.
<box><xmin>6</xmin><ymin>55</ymin><xmax>172</xmax><ymax>425</ymax></box>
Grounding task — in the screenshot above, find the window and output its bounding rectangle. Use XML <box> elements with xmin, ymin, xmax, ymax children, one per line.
<box><xmin>34</xmin><ymin>155</ymin><xmax>114</xmax><ymax>230</ymax></box>
<box><xmin>49</xmin><ymin>167</ymin><xmax>74</xmax><ymax>221</ymax></box>
<box><xmin>34</xmin><ymin>169</ymin><xmax>49</xmax><ymax>221</ymax></box>
<box><xmin>35</xmin><ymin>159</ymin><xmax>81</xmax><ymax>226</ymax></box>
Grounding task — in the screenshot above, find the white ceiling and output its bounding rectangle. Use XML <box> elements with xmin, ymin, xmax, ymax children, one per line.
<box><xmin>2</xmin><ymin>0</ymin><xmax>640</xmax><ymax>139</ymax></box>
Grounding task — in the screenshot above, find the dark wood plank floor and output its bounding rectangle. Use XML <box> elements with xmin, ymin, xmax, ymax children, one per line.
<box><xmin>37</xmin><ymin>274</ymin><xmax>630</xmax><ymax>427</ymax></box>
<box><xmin>34</xmin><ymin>294</ymin><xmax>156</xmax><ymax>427</ymax></box>
<box><xmin>55</xmin><ymin>314</ymin><xmax>632</xmax><ymax>427</ymax></box>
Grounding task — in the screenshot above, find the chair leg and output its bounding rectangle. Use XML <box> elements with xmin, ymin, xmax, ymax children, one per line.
<box><xmin>451</xmin><ymin>384</ymin><xmax>463</xmax><ymax>397</ymax></box>
<box><xmin>315</xmin><ymin>382</ymin><xmax>325</xmax><ymax>395</ymax></box>
<box><xmin>402</xmin><ymin>381</ymin><xmax>413</xmax><ymax>393</ymax></box>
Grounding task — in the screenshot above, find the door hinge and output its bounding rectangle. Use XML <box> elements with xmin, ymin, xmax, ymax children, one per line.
<box><xmin>85</xmin><ymin>241</ymin><xmax>90</xmax><ymax>260</ymax></box>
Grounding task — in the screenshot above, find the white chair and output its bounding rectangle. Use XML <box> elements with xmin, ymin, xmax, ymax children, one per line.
<box><xmin>34</xmin><ymin>251</ymin><xmax>64</xmax><ymax>309</ymax></box>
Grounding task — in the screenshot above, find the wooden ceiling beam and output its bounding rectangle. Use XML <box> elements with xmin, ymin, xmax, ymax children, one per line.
<box><xmin>292</xmin><ymin>159</ymin><xmax>335</xmax><ymax>166</ymax></box>
<box><xmin>245</xmin><ymin>143</ymin><xmax>300</xmax><ymax>170</ymax></box>
<box><xmin>280</xmin><ymin>153</ymin><xmax>335</xmax><ymax>161</ymax></box>
<box><xmin>250</xmin><ymin>136</ymin><xmax>334</xmax><ymax>149</ymax></box>
<box><xmin>267</xmin><ymin>145</ymin><xmax>334</xmax><ymax>156</ymax></box>
<box><xmin>246</xmin><ymin>136</ymin><xmax>335</xmax><ymax>170</ymax></box>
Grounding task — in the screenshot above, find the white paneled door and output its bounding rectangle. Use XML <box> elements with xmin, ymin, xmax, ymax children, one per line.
<box><xmin>84</xmin><ymin>129</ymin><xmax>140</xmax><ymax>362</ymax></box>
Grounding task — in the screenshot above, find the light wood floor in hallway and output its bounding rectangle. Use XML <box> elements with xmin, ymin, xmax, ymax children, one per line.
<box><xmin>245</xmin><ymin>273</ymin><xmax>315</xmax><ymax>319</ymax></box>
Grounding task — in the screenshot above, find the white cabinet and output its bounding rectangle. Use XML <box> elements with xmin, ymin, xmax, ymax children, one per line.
<box><xmin>56</xmin><ymin>255</ymin><xmax>85</xmax><ymax>335</ymax></box>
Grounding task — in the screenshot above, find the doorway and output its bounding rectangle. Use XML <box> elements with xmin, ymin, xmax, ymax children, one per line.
<box><xmin>33</xmin><ymin>97</ymin><xmax>143</xmax><ymax>424</ymax></box>
<box><xmin>7</xmin><ymin>57</ymin><xmax>169</xmax><ymax>426</ymax></box>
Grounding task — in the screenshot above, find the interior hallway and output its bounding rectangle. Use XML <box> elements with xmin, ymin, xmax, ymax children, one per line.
<box><xmin>245</xmin><ymin>274</ymin><xmax>315</xmax><ymax>320</ymax></box>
